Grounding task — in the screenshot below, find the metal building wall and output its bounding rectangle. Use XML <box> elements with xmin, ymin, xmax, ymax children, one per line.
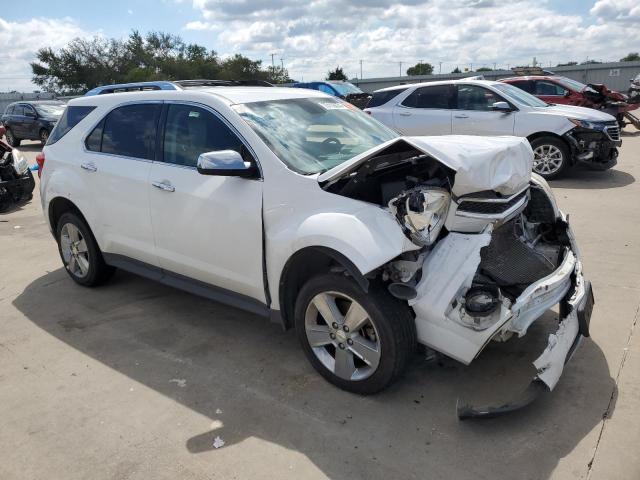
<box><xmin>0</xmin><ymin>92</ymin><xmax>56</xmax><ymax>115</ymax></box>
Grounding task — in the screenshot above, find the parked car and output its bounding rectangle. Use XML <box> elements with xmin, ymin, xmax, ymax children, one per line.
<box><xmin>292</xmin><ymin>81</ymin><xmax>372</xmax><ymax>109</ymax></box>
<box><xmin>365</xmin><ymin>79</ymin><xmax>621</xmax><ymax>179</ymax></box>
<box><xmin>0</xmin><ymin>125</ymin><xmax>35</xmax><ymax>212</ymax></box>
<box><xmin>39</xmin><ymin>81</ymin><xmax>593</xmax><ymax>418</ymax></box>
<box><xmin>1</xmin><ymin>100</ymin><xmax>66</xmax><ymax>146</ymax></box>
<box><xmin>499</xmin><ymin>75</ymin><xmax>634</xmax><ymax>128</ymax></box>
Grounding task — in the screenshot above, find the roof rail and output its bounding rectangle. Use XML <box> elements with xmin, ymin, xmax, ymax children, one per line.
<box><xmin>84</xmin><ymin>81</ymin><xmax>180</xmax><ymax>96</ymax></box>
<box><xmin>174</xmin><ymin>79</ymin><xmax>274</xmax><ymax>88</ymax></box>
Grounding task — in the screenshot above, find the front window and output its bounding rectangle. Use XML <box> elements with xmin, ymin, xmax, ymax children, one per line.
<box><xmin>233</xmin><ymin>97</ymin><xmax>398</xmax><ymax>174</ymax></box>
<box><xmin>35</xmin><ymin>103</ymin><xmax>66</xmax><ymax>117</ymax></box>
<box><xmin>492</xmin><ymin>83</ymin><xmax>549</xmax><ymax>107</ymax></box>
<box><xmin>556</xmin><ymin>77</ymin><xmax>587</xmax><ymax>92</ymax></box>
<box><xmin>330</xmin><ymin>82</ymin><xmax>363</xmax><ymax>96</ymax></box>
<box><xmin>455</xmin><ymin>85</ymin><xmax>502</xmax><ymax>111</ymax></box>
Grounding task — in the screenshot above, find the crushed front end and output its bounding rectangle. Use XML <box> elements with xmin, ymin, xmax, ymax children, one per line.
<box><xmin>401</xmin><ymin>177</ymin><xmax>593</xmax><ymax>418</ymax></box>
<box><xmin>0</xmin><ymin>147</ymin><xmax>35</xmax><ymax>212</ymax></box>
<box><xmin>564</xmin><ymin>120</ymin><xmax>621</xmax><ymax>171</ymax></box>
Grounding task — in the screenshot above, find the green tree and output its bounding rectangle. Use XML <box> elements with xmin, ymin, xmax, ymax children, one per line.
<box><xmin>326</xmin><ymin>67</ymin><xmax>347</xmax><ymax>81</ymax></box>
<box><xmin>476</xmin><ymin>67</ymin><xmax>492</xmax><ymax>72</ymax></box>
<box><xmin>620</xmin><ymin>52</ymin><xmax>640</xmax><ymax>62</ymax></box>
<box><xmin>31</xmin><ymin>31</ymin><xmax>285</xmax><ymax>94</ymax></box>
<box><xmin>451</xmin><ymin>66</ymin><xmax>461</xmax><ymax>73</ymax></box>
<box><xmin>406</xmin><ymin>62</ymin><xmax>433</xmax><ymax>76</ymax></box>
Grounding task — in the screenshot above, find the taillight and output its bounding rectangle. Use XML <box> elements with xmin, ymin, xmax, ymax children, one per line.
<box><xmin>36</xmin><ymin>152</ymin><xmax>45</xmax><ymax>178</ymax></box>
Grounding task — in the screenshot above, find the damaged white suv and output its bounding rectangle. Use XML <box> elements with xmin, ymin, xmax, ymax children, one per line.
<box><xmin>40</xmin><ymin>81</ymin><xmax>594</xmax><ymax>418</ymax></box>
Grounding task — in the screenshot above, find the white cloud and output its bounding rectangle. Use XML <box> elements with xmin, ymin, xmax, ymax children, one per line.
<box><xmin>0</xmin><ymin>16</ymin><xmax>93</xmax><ymax>92</ymax></box>
<box><xmin>188</xmin><ymin>0</ymin><xmax>640</xmax><ymax>80</ymax></box>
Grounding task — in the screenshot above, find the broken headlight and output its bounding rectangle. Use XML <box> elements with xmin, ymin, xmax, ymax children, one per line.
<box><xmin>389</xmin><ymin>187</ymin><xmax>450</xmax><ymax>246</ymax></box>
<box><xmin>10</xmin><ymin>148</ymin><xmax>29</xmax><ymax>176</ymax></box>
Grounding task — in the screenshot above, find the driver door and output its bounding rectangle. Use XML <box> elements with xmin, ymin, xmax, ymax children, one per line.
<box><xmin>148</xmin><ymin>103</ymin><xmax>265</xmax><ymax>302</ymax></box>
<box><xmin>451</xmin><ymin>84</ymin><xmax>515</xmax><ymax>136</ymax></box>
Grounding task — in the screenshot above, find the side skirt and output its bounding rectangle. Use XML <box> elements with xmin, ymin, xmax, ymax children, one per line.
<box><xmin>103</xmin><ymin>253</ymin><xmax>274</xmax><ymax>320</ymax></box>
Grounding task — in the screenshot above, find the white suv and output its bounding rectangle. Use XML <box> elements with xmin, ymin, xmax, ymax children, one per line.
<box><xmin>365</xmin><ymin>79</ymin><xmax>621</xmax><ymax>179</ymax></box>
<box><xmin>40</xmin><ymin>81</ymin><xmax>593</xmax><ymax>418</ymax></box>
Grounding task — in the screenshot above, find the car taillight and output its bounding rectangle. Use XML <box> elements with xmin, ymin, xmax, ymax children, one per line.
<box><xmin>36</xmin><ymin>152</ymin><xmax>45</xmax><ymax>178</ymax></box>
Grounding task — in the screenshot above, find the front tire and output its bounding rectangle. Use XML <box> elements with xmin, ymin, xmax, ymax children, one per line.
<box><xmin>295</xmin><ymin>274</ymin><xmax>416</xmax><ymax>394</ymax></box>
<box><xmin>56</xmin><ymin>212</ymin><xmax>114</xmax><ymax>286</ymax></box>
<box><xmin>5</xmin><ymin>128</ymin><xmax>20</xmax><ymax>147</ymax></box>
<box><xmin>530</xmin><ymin>136</ymin><xmax>569</xmax><ymax>180</ymax></box>
<box><xmin>39</xmin><ymin>128</ymin><xmax>49</xmax><ymax>145</ymax></box>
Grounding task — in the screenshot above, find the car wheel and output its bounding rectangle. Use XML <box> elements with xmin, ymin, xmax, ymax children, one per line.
<box><xmin>5</xmin><ymin>128</ymin><xmax>20</xmax><ymax>147</ymax></box>
<box><xmin>295</xmin><ymin>273</ymin><xmax>416</xmax><ymax>394</ymax></box>
<box><xmin>530</xmin><ymin>136</ymin><xmax>569</xmax><ymax>180</ymax></box>
<box><xmin>39</xmin><ymin>129</ymin><xmax>49</xmax><ymax>145</ymax></box>
<box><xmin>56</xmin><ymin>212</ymin><xmax>115</xmax><ymax>287</ymax></box>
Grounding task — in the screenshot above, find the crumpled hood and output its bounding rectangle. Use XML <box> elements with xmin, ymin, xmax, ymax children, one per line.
<box><xmin>318</xmin><ymin>135</ymin><xmax>533</xmax><ymax>197</ymax></box>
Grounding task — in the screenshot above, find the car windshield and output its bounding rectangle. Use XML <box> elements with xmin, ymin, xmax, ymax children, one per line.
<box><xmin>233</xmin><ymin>97</ymin><xmax>398</xmax><ymax>174</ymax></box>
<box><xmin>556</xmin><ymin>77</ymin><xmax>587</xmax><ymax>92</ymax></box>
<box><xmin>35</xmin><ymin>104</ymin><xmax>65</xmax><ymax>117</ymax></box>
<box><xmin>493</xmin><ymin>83</ymin><xmax>549</xmax><ymax>107</ymax></box>
<box><xmin>330</xmin><ymin>82</ymin><xmax>363</xmax><ymax>96</ymax></box>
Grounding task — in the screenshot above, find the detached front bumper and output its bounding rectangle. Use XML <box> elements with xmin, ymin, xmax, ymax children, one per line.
<box><xmin>409</xmin><ymin>213</ymin><xmax>593</xmax><ymax>418</ymax></box>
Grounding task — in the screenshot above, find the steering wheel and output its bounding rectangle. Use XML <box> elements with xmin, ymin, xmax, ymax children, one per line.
<box><xmin>322</xmin><ymin>137</ymin><xmax>342</xmax><ymax>145</ymax></box>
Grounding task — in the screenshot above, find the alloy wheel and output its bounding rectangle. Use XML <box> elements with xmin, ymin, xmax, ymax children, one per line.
<box><xmin>533</xmin><ymin>144</ymin><xmax>564</xmax><ymax>175</ymax></box>
<box><xmin>304</xmin><ymin>291</ymin><xmax>381</xmax><ymax>381</ymax></box>
<box><xmin>60</xmin><ymin>223</ymin><xmax>90</xmax><ymax>278</ymax></box>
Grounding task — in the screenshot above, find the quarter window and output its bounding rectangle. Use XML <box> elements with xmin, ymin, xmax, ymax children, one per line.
<box><xmin>48</xmin><ymin>106</ymin><xmax>96</xmax><ymax>145</ymax></box>
<box><xmin>402</xmin><ymin>85</ymin><xmax>451</xmax><ymax>109</ymax></box>
<box><xmin>162</xmin><ymin>104</ymin><xmax>243</xmax><ymax>168</ymax></box>
<box><xmin>87</xmin><ymin>104</ymin><xmax>161</xmax><ymax>160</ymax></box>
<box><xmin>456</xmin><ymin>85</ymin><xmax>503</xmax><ymax>111</ymax></box>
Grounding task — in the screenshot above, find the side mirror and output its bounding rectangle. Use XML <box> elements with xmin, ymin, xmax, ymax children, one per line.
<box><xmin>491</xmin><ymin>101</ymin><xmax>512</xmax><ymax>112</ymax></box>
<box><xmin>196</xmin><ymin>150</ymin><xmax>256</xmax><ymax>178</ymax></box>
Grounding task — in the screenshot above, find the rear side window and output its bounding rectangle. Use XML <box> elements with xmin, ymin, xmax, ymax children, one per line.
<box><xmin>368</xmin><ymin>89</ymin><xmax>408</xmax><ymax>108</ymax></box>
<box><xmin>162</xmin><ymin>104</ymin><xmax>243</xmax><ymax>168</ymax></box>
<box><xmin>87</xmin><ymin>104</ymin><xmax>161</xmax><ymax>160</ymax></box>
<box><xmin>47</xmin><ymin>106</ymin><xmax>96</xmax><ymax>145</ymax></box>
<box><xmin>402</xmin><ymin>85</ymin><xmax>451</xmax><ymax>109</ymax></box>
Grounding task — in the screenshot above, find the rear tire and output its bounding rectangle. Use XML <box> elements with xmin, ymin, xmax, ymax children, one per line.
<box><xmin>56</xmin><ymin>212</ymin><xmax>115</xmax><ymax>287</ymax></box>
<box><xmin>530</xmin><ymin>136</ymin><xmax>569</xmax><ymax>180</ymax></box>
<box><xmin>5</xmin><ymin>128</ymin><xmax>20</xmax><ymax>147</ymax></box>
<box><xmin>294</xmin><ymin>273</ymin><xmax>416</xmax><ymax>394</ymax></box>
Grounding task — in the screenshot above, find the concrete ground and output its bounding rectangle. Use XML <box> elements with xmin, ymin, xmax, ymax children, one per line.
<box><xmin>1</xmin><ymin>132</ymin><xmax>639</xmax><ymax>480</ymax></box>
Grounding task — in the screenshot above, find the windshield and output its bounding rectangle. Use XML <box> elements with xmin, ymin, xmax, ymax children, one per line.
<box><xmin>35</xmin><ymin>104</ymin><xmax>65</xmax><ymax>117</ymax></box>
<box><xmin>557</xmin><ymin>77</ymin><xmax>587</xmax><ymax>92</ymax></box>
<box><xmin>493</xmin><ymin>83</ymin><xmax>549</xmax><ymax>107</ymax></box>
<box><xmin>233</xmin><ymin>97</ymin><xmax>398</xmax><ymax>174</ymax></box>
<box><xmin>330</xmin><ymin>82</ymin><xmax>363</xmax><ymax>96</ymax></box>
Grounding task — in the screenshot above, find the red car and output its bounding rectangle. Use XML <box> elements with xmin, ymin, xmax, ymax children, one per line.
<box><xmin>500</xmin><ymin>75</ymin><xmax>634</xmax><ymax>127</ymax></box>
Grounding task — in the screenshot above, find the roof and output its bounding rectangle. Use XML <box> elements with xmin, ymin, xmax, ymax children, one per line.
<box><xmin>69</xmin><ymin>86</ymin><xmax>330</xmax><ymax>108</ymax></box>
<box><xmin>500</xmin><ymin>76</ymin><xmax>561</xmax><ymax>82</ymax></box>
<box><xmin>374</xmin><ymin>78</ymin><xmax>502</xmax><ymax>93</ymax></box>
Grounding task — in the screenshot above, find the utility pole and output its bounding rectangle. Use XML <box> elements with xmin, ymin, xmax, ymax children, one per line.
<box><xmin>439</xmin><ymin>62</ymin><xmax>442</xmax><ymax>74</ymax></box>
<box><xmin>270</xmin><ymin>53</ymin><xmax>275</xmax><ymax>68</ymax></box>
<box><xmin>493</xmin><ymin>62</ymin><xmax>497</xmax><ymax>70</ymax></box>
<box><xmin>399</xmin><ymin>61</ymin><xmax>402</xmax><ymax>76</ymax></box>
<box><xmin>280</xmin><ymin>58</ymin><xmax>284</xmax><ymax>70</ymax></box>
<box><xmin>359</xmin><ymin>59</ymin><xmax>363</xmax><ymax>80</ymax></box>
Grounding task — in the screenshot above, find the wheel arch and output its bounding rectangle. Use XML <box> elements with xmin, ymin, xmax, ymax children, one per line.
<box><xmin>527</xmin><ymin>131</ymin><xmax>574</xmax><ymax>166</ymax></box>
<box><xmin>278</xmin><ymin>246</ymin><xmax>370</xmax><ymax>330</ymax></box>
<box><xmin>48</xmin><ymin>197</ymin><xmax>91</xmax><ymax>235</ymax></box>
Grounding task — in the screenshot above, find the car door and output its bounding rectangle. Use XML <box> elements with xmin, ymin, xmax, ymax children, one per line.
<box><xmin>22</xmin><ymin>104</ymin><xmax>39</xmax><ymax>139</ymax></box>
<box><xmin>451</xmin><ymin>84</ymin><xmax>515</xmax><ymax>136</ymax></box>
<box><xmin>82</xmin><ymin>102</ymin><xmax>160</xmax><ymax>266</ymax></box>
<box><xmin>533</xmin><ymin>80</ymin><xmax>569</xmax><ymax>105</ymax></box>
<box><xmin>392</xmin><ymin>84</ymin><xmax>453</xmax><ymax>135</ymax></box>
<box><xmin>11</xmin><ymin>105</ymin><xmax>27</xmax><ymax>137</ymax></box>
<box><xmin>148</xmin><ymin>102</ymin><xmax>265</xmax><ymax>302</ymax></box>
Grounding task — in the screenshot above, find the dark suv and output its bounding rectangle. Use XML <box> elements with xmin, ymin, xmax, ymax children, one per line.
<box><xmin>1</xmin><ymin>100</ymin><xmax>66</xmax><ymax>146</ymax></box>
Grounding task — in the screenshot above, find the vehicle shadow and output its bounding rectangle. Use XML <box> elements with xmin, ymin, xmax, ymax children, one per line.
<box><xmin>13</xmin><ymin>269</ymin><xmax>616</xmax><ymax>480</ymax></box>
<box><xmin>550</xmin><ymin>167</ymin><xmax>634</xmax><ymax>190</ymax></box>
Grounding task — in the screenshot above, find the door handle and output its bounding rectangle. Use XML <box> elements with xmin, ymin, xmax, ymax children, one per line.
<box><xmin>454</xmin><ymin>114</ymin><xmax>469</xmax><ymax>119</ymax></box>
<box><xmin>398</xmin><ymin>112</ymin><xmax>412</xmax><ymax>117</ymax></box>
<box><xmin>80</xmin><ymin>162</ymin><xmax>97</xmax><ymax>172</ymax></box>
<box><xmin>152</xmin><ymin>180</ymin><xmax>175</xmax><ymax>192</ymax></box>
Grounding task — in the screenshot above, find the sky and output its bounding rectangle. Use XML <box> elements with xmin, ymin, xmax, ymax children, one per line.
<box><xmin>0</xmin><ymin>0</ymin><xmax>639</xmax><ymax>92</ymax></box>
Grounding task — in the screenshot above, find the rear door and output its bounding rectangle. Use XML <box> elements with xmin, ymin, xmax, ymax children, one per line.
<box><xmin>148</xmin><ymin>102</ymin><xmax>265</xmax><ymax>301</ymax></box>
<box><xmin>392</xmin><ymin>84</ymin><xmax>453</xmax><ymax>135</ymax></box>
<box><xmin>11</xmin><ymin>105</ymin><xmax>27</xmax><ymax>137</ymax></box>
<box><xmin>451</xmin><ymin>84</ymin><xmax>515</xmax><ymax>136</ymax></box>
<box><xmin>82</xmin><ymin>102</ymin><xmax>160</xmax><ymax>266</ymax></box>
<box><xmin>23</xmin><ymin>104</ymin><xmax>39</xmax><ymax>139</ymax></box>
